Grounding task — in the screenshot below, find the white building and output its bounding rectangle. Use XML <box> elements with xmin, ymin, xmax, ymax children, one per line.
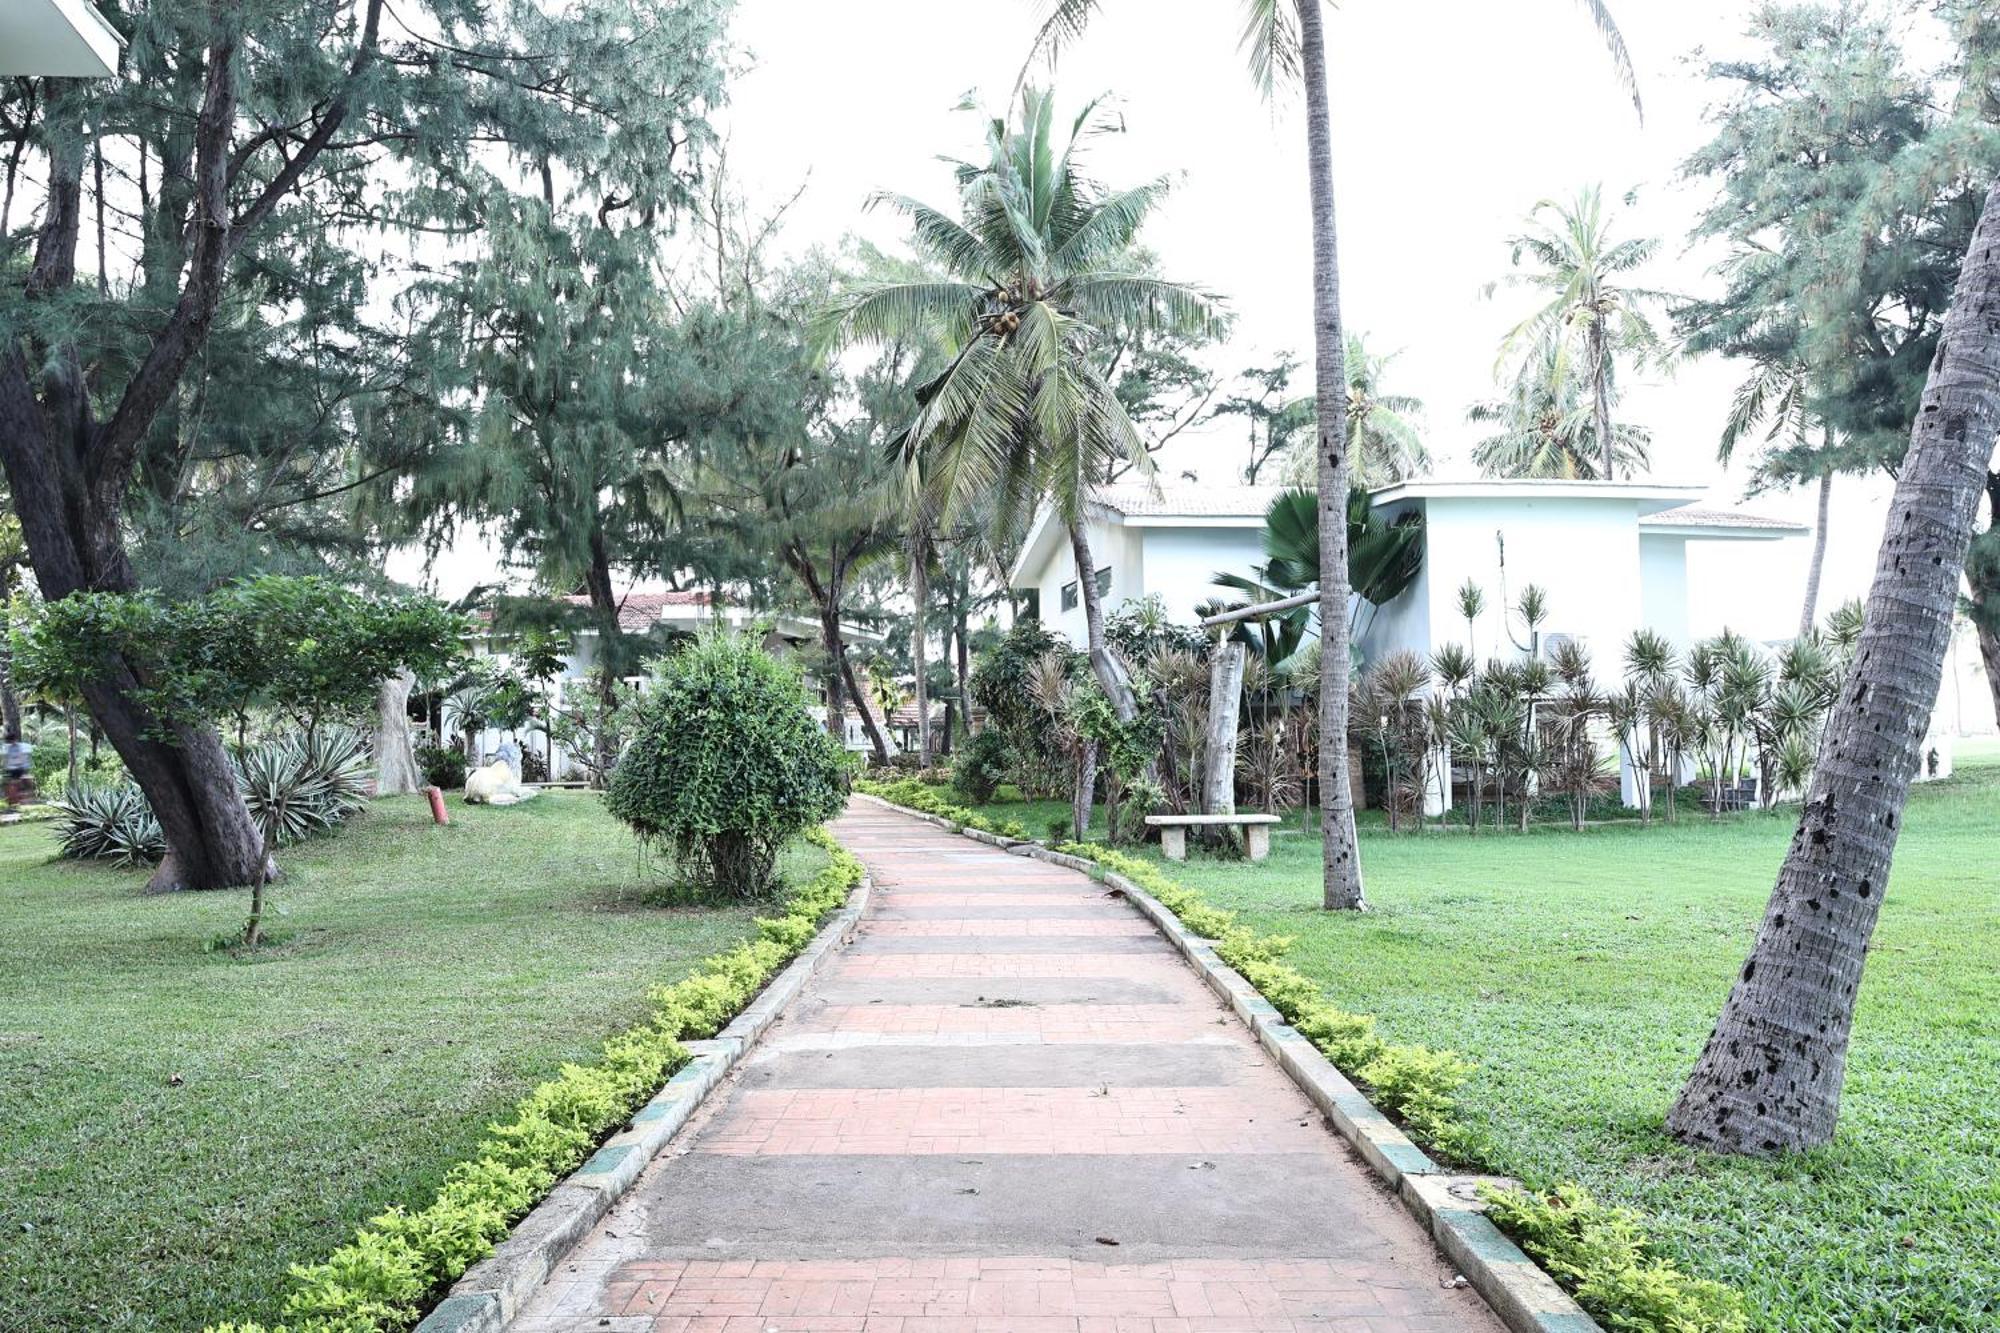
<box><xmin>3</xmin><ymin>0</ymin><xmax>122</xmax><ymax>76</ymax></box>
<box><xmin>1010</xmin><ymin>480</ymin><xmax>1807</xmax><ymax>668</ymax></box>
<box><xmin>1009</xmin><ymin>485</ymin><xmax>1275</xmax><ymax>643</ymax></box>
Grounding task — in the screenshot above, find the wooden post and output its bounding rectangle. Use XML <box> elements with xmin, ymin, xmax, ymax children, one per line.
<box><xmin>1201</xmin><ymin>638</ymin><xmax>1246</xmax><ymax>843</ymax></box>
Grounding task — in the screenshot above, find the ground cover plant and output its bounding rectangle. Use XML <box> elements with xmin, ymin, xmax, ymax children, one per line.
<box><xmin>0</xmin><ymin>792</ymin><xmax>828</xmax><ymax>1332</ymax></box>
<box><xmin>946</xmin><ymin>754</ymin><xmax>2000</xmax><ymax>1331</ymax></box>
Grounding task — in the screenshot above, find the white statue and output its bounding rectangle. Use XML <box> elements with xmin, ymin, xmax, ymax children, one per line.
<box><xmin>463</xmin><ymin>759</ymin><xmax>538</xmax><ymax>806</ymax></box>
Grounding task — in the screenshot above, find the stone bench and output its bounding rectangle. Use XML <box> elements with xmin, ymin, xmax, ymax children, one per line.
<box><xmin>1144</xmin><ymin>813</ymin><xmax>1283</xmax><ymax>862</ymax></box>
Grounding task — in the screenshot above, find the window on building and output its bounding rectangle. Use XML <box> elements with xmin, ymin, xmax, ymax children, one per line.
<box><xmin>1095</xmin><ymin>566</ymin><xmax>1111</xmax><ymax>597</ymax></box>
<box><xmin>1060</xmin><ymin>581</ymin><xmax>1078</xmax><ymax>612</ymax></box>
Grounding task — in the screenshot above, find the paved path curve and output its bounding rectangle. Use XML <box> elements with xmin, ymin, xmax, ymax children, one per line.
<box><xmin>509</xmin><ymin>799</ymin><xmax>1504</xmax><ymax>1332</ymax></box>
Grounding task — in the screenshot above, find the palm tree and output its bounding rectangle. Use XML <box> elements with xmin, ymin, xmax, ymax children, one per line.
<box><xmin>1470</xmin><ymin>339</ymin><xmax>1652</xmax><ymax>478</ymax></box>
<box><xmin>1667</xmin><ymin>179</ymin><xmax>2000</xmax><ymax>1155</ymax></box>
<box><xmin>819</xmin><ymin>89</ymin><xmax>1224</xmax><ymax>726</ymax></box>
<box><xmin>1489</xmin><ymin>185</ymin><xmax>1668</xmax><ymax>480</ymax></box>
<box><xmin>1025</xmin><ymin>0</ymin><xmax>1638</xmax><ymax>910</ymax></box>
<box><xmin>1717</xmin><ymin>350</ymin><xmax>1836</xmax><ymax>637</ymax></box>
<box><xmin>1342</xmin><ymin>332</ymin><xmax>1429</xmax><ymax>486</ymax></box>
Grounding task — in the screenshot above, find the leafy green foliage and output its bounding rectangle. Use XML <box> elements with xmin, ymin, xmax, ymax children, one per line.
<box><xmin>970</xmin><ymin>620</ymin><xmax>1081</xmax><ymax>797</ymax></box>
<box><xmin>202</xmin><ymin>828</ymin><xmax>862</xmax><ymax>1333</ymax></box>
<box><xmin>1482</xmin><ymin>1184</ymin><xmax>1748</xmax><ymax>1333</ymax></box>
<box><xmin>854</xmin><ymin>777</ymin><xmax>1029</xmax><ymax>841</ymax></box>
<box><xmin>607</xmin><ymin>635</ymin><xmax>846</xmax><ymax>898</ymax></box>
<box><xmin>11</xmin><ymin>578</ymin><xmax>465</xmax><ymax>738</ymax></box>
<box><xmin>414</xmin><ymin>742</ymin><xmax>468</xmax><ymax>792</ymax></box>
<box><xmin>950</xmin><ymin>728</ymin><xmax>1010</xmax><ymax>803</ymax></box>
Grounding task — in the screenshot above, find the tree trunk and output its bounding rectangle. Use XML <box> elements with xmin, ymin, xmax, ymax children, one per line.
<box><xmin>1065</xmin><ymin>517</ymin><xmax>1138</xmax><ymax>722</ymax></box>
<box><xmin>911</xmin><ymin>547</ymin><xmax>932</xmax><ymax>766</ymax></box>
<box><xmin>1295</xmin><ymin>0</ymin><xmax>1365</xmax><ymax>911</ymax></box>
<box><xmin>1799</xmin><ymin>466</ymin><xmax>1833</xmax><ymax>638</ymax></box>
<box><xmin>373</xmin><ymin>668</ymin><xmax>421</xmax><ymax>796</ymax></box>
<box><xmin>841</xmin><ymin>653</ymin><xmax>891</xmax><ymax>766</ymax></box>
<box><xmin>1201</xmin><ymin>640</ymin><xmax>1246</xmax><ymax>843</ymax></box>
<box><xmin>1979</xmin><ymin>619</ymin><xmax>2000</xmax><ymax>732</ymax></box>
<box><xmin>581</xmin><ymin>533</ymin><xmax>624</xmax><ymax>783</ymax></box>
<box><xmin>1591</xmin><ymin>321</ymin><xmax>1615</xmax><ymax>480</ymax></box>
<box><xmin>1667</xmin><ymin>178</ymin><xmax>2000</xmax><ymax>1157</ymax></box>
<box><xmin>0</xmin><ymin>651</ymin><xmax>19</xmax><ymax>741</ymax></box>
<box><xmin>1072</xmin><ymin>740</ymin><xmax>1097</xmax><ymax>842</ymax></box>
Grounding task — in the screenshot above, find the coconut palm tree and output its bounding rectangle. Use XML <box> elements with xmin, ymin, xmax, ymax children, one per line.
<box><xmin>1025</xmin><ymin>0</ymin><xmax>1638</xmax><ymax>910</ymax></box>
<box><xmin>1341</xmin><ymin>332</ymin><xmax>1429</xmax><ymax>487</ymax></box>
<box><xmin>1489</xmin><ymin>185</ymin><xmax>1669</xmax><ymax>480</ymax></box>
<box><xmin>1668</xmin><ymin>177</ymin><xmax>2000</xmax><ymax>1156</ymax></box>
<box><xmin>1470</xmin><ymin>339</ymin><xmax>1653</xmax><ymax>479</ymax></box>
<box><xmin>818</xmin><ymin>88</ymin><xmax>1223</xmax><ymax>725</ymax></box>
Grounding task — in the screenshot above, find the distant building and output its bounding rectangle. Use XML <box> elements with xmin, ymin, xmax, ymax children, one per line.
<box><xmin>2</xmin><ymin>0</ymin><xmax>123</xmax><ymax>77</ymax></box>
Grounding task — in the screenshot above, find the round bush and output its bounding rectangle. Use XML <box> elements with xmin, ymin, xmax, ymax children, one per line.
<box><xmin>606</xmin><ymin>632</ymin><xmax>846</xmax><ymax>898</ymax></box>
<box><xmin>951</xmin><ymin>728</ymin><xmax>1009</xmax><ymax>803</ymax></box>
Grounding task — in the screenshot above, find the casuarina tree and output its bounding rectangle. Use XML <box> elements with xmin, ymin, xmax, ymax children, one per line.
<box><xmin>1666</xmin><ymin>177</ymin><xmax>2000</xmax><ymax>1156</ymax></box>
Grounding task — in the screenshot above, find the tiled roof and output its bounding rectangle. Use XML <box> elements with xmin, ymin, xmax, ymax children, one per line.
<box><xmin>1639</xmin><ymin>505</ymin><xmax>1806</xmax><ymax>532</ymax></box>
<box><xmin>560</xmin><ymin>590</ymin><xmax>710</xmax><ymax>632</ymax></box>
<box><xmin>1089</xmin><ymin>484</ymin><xmax>1280</xmax><ymax>518</ymax></box>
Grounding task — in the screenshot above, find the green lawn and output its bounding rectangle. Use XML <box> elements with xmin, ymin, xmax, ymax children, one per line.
<box><xmin>957</xmin><ymin>757</ymin><xmax>2000</xmax><ymax>1332</ymax></box>
<box><xmin>0</xmin><ymin>792</ymin><xmax>817</xmax><ymax>1333</ymax></box>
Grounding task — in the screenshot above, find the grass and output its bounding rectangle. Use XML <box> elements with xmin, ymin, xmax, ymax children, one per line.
<box><xmin>0</xmin><ymin>792</ymin><xmax>824</xmax><ymax>1333</ymax></box>
<box><xmin>951</xmin><ymin>756</ymin><xmax>2000</xmax><ymax>1332</ymax></box>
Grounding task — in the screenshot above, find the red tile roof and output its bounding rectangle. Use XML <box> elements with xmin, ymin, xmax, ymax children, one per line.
<box><xmin>561</xmin><ymin>590</ymin><xmax>710</xmax><ymax>633</ymax></box>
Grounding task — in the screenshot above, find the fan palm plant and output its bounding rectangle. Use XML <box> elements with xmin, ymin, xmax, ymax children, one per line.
<box><xmin>1488</xmin><ymin>185</ymin><xmax>1671</xmax><ymax>480</ymax></box>
<box><xmin>1023</xmin><ymin>0</ymin><xmax>1638</xmax><ymax>909</ymax></box>
<box><xmin>819</xmin><ymin>89</ymin><xmax>1224</xmax><ymax>728</ymax></box>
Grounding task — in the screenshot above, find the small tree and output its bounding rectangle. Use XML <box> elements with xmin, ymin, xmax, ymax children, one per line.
<box><xmin>607</xmin><ymin>633</ymin><xmax>845</xmax><ymax>899</ymax></box>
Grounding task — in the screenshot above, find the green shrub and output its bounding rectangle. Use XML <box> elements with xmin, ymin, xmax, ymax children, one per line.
<box><xmin>213</xmin><ymin>827</ymin><xmax>864</xmax><ymax>1333</ymax></box>
<box><xmin>49</xmin><ymin>784</ymin><xmax>166</xmax><ymax>865</ymax></box>
<box><xmin>414</xmin><ymin>741</ymin><xmax>467</xmax><ymax>791</ymax></box>
<box><xmin>607</xmin><ymin>633</ymin><xmax>846</xmax><ymax>898</ymax></box>
<box><xmin>1482</xmin><ymin>1184</ymin><xmax>1749</xmax><ymax>1333</ymax></box>
<box><xmin>951</xmin><ymin>728</ymin><xmax>1009</xmax><ymax>803</ymax></box>
<box><xmin>238</xmin><ymin>727</ymin><xmax>373</xmax><ymax>848</ymax></box>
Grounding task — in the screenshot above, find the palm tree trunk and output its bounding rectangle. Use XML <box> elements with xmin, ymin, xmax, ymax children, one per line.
<box><xmin>1296</xmin><ymin>0</ymin><xmax>1365</xmax><ymax>911</ymax></box>
<box><xmin>911</xmin><ymin>546</ymin><xmax>932</xmax><ymax>766</ymax></box>
<box><xmin>1591</xmin><ymin>322</ymin><xmax>1615</xmax><ymax>481</ymax></box>
<box><xmin>1065</xmin><ymin>517</ymin><xmax>1138</xmax><ymax>722</ymax></box>
<box><xmin>1799</xmin><ymin>465</ymin><xmax>1833</xmax><ymax>638</ymax></box>
<box><xmin>1667</xmin><ymin>178</ymin><xmax>2000</xmax><ymax>1156</ymax></box>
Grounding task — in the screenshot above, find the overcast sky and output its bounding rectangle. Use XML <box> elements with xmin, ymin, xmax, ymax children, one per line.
<box><xmin>704</xmin><ymin>0</ymin><xmax>1928</xmax><ymax>646</ymax></box>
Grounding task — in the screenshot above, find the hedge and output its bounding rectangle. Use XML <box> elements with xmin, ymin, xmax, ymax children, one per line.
<box><xmin>206</xmin><ymin>827</ymin><xmax>862</xmax><ymax>1333</ymax></box>
<box><xmin>858</xmin><ymin>780</ymin><xmax>1746</xmax><ymax>1333</ymax></box>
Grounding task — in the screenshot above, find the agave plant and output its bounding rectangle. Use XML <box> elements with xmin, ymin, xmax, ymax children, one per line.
<box><xmin>50</xmin><ymin>784</ymin><xmax>166</xmax><ymax>867</ymax></box>
<box><xmin>237</xmin><ymin>727</ymin><xmax>373</xmax><ymax>849</ymax></box>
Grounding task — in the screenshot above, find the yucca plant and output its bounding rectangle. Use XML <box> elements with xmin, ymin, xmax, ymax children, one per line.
<box><xmin>50</xmin><ymin>784</ymin><xmax>166</xmax><ymax>867</ymax></box>
<box><xmin>237</xmin><ymin>726</ymin><xmax>373</xmax><ymax>850</ymax></box>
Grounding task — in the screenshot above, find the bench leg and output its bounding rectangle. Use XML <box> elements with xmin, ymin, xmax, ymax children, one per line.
<box><xmin>1245</xmin><ymin>825</ymin><xmax>1270</xmax><ymax>862</ymax></box>
<box><xmin>1160</xmin><ymin>827</ymin><xmax>1187</xmax><ymax>861</ymax></box>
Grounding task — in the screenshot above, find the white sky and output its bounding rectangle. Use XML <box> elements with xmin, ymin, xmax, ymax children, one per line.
<box><xmin>703</xmin><ymin>0</ymin><xmax>1910</xmax><ymax>645</ymax></box>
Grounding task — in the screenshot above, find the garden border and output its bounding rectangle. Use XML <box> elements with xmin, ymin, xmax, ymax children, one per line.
<box><xmin>410</xmin><ymin>871</ymin><xmax>873</xmax><ymax>1333</ymax></box>
<box><xmin>853</xmin><ymin>790</ymin><xmax>1601</xmax><ymax>1333</ymax></box>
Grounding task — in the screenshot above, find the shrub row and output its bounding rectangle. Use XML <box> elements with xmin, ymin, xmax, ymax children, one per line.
<box><xmin>207</xmin><ymin>827</ymin><xmax>862</xmax><ymax>1333</ymax></box>
<box><xmin>855</xmin><ymin>777</ymin><xmax>1030</xmax><ymax>842</ymax></box>
<box><xmin>857</xmin><ymin>783</ymin><xmax>1745</xmax><ymax>1333</ymax></box>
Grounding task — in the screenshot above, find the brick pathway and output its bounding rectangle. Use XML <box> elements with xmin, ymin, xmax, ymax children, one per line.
<box><xmin>508</xmin><ymin>800</ymin><xmax>1504</xmax><ymax>1332</ymax></box>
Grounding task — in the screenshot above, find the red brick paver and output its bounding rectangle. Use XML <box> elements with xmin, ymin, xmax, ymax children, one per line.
<box><xmin>507</xmin><ymin>800</ymin><xmax>1503</xmax><ymax>1333</ymax></box>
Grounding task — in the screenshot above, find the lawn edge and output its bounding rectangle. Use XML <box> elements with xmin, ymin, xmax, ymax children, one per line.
<box><xmin>852</xmin><ymin>789</ymin><xmax>1600</xmax><ymax>1333</ymax></box>
<box><xmin>410</xmin><ymin>867</ymin><xmax>874</xmax><ymax>1333</ymax></box>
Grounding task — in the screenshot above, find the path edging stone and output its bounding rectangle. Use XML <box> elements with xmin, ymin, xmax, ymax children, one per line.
<box><xmin>852</xmin><ymin>789</ymin><xmax>1599</xmax><ymax>1333</ymax></box>
<box><xmin>411</xmin><ymin>872</ymin><xmax>873</xmax><ymax>1333</ymax></box>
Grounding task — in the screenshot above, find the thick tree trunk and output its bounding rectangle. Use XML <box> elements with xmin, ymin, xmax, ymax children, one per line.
<box><xmin>840</xmin><ymin>653</ymin><xmax>892</xmax><ymax>766</ymax></box>
<box><xmin>581</xmin><ymin>534</ymin><xmax>624</xmax><ymax>783</ymax></box>
<box><xmin>1979</xmin><ymin>619</ymin><xmax>2000</xmax><ymax>731</ymax></box>
<box><xmin>1591</xmin><ymin>322</ymin><xmax>1615</xmax><ymax>480</ymax></box>
<box><xmin>819</xmin><ymin>604</ymin><xmax>848</xmax><ymax>739</ymax></box>
<box><xmin>1201</xmin><ymin>640</ymin><xmax>1245</xmax><ymax>817</ymax></box>
<box><xmin>1296</xmin><ymin>0</ymin><xmax>1365</xmax><ymax>911</ymax></box>
<box><xmin>373</xmin><ymin>668</ymin><xmax>421</xmax><ymax>796</ymax></box>
<box><xmin>1667</xmin><ymin>179</ymin><xmax>2000</xmax><ymax>1156</ymax></box>
<box><xmin>1065</xmin><ymin>517</ymin><xmax>1138</xmax><ymax>722</ymax></box>
<box><xmin>1799</xmin><ymin>467</ymin><xmax>1833</xmax><ymax>638</ymax></box>
<box><xmin>1072</xmin><ymin>740</ymin><xmax>1097</xmax><ymax>842</ymax></box>
<box><xmin>0</xmin><ymin>650</ymin><xmax>19</xmax><ymax>741</ymax></box>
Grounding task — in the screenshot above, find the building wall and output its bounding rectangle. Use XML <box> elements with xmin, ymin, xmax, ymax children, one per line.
<box><xmin>1404</xmin><ymin>495</ymin><xmax>1647</xmax><ymax>685</ymax></box>
<box><xmin>1639</xmin><ymin>533</ymin><xmax>1691</xmax><ymax>649</ymax></box>
<box><xmin>1134</xmin><ymin>526</ymin><xmax>1267</xmax><ymax>626</ymax></box>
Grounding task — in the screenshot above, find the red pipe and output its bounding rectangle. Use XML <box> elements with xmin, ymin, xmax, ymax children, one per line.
<box><xmin>425</xmin><ymin>785</ymin><xmax>449</xmax><ymax>825</ymax></box>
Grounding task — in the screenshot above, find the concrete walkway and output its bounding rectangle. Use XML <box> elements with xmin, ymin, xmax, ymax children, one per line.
<box><xmin>509</xmin><ymin>800</ymin><xmax>1504</xmax><ymax>1332</ymax></box>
